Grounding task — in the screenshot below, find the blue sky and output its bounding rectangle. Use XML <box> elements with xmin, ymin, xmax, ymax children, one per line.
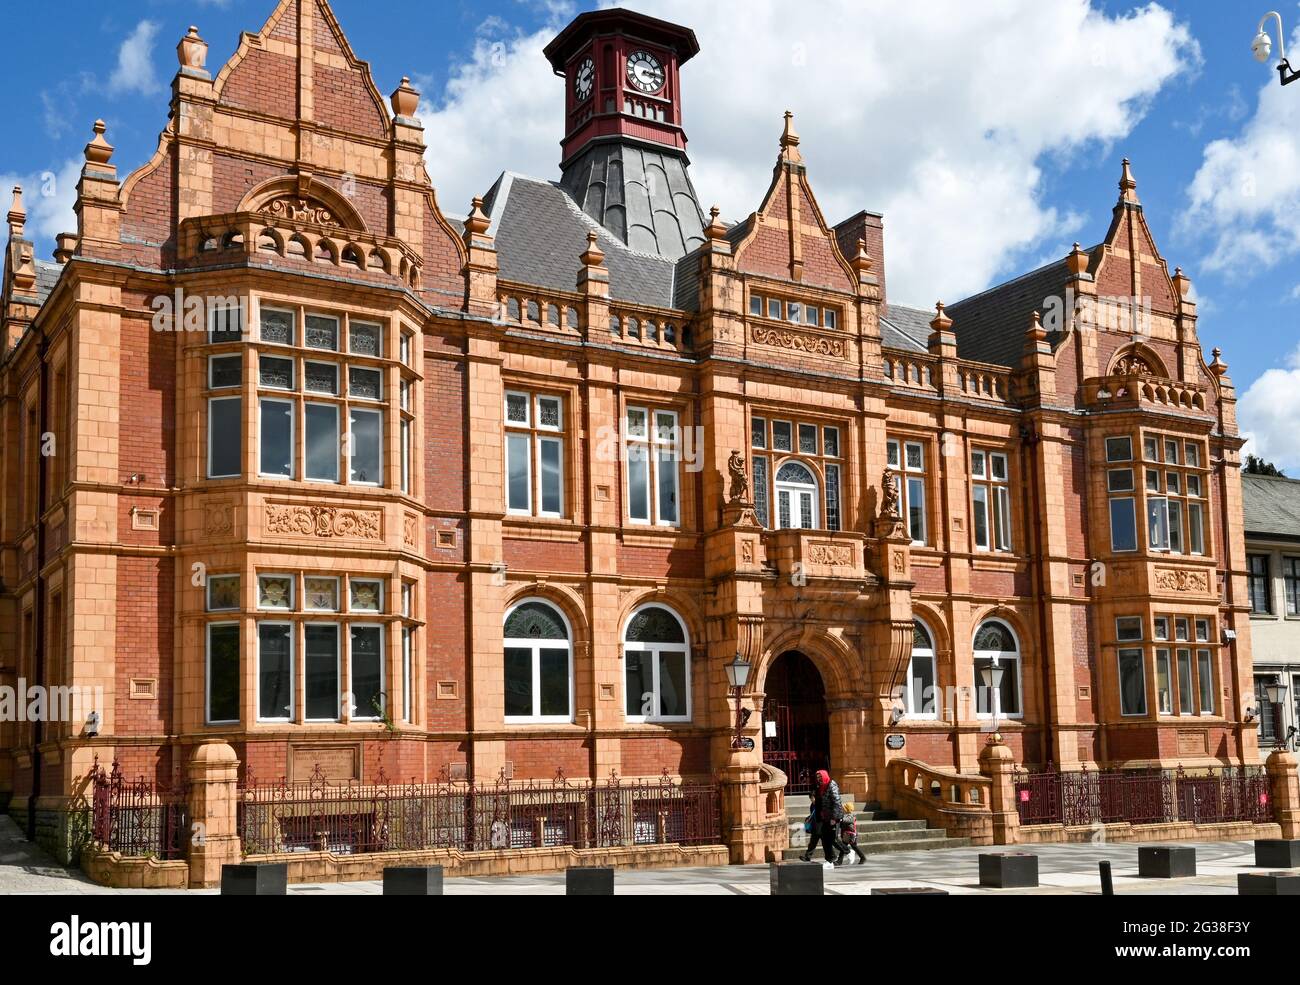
<box><xmin>3</xmin><ymin>1</ymin><xmax>1299</xmax><ymax>467</ymax></box>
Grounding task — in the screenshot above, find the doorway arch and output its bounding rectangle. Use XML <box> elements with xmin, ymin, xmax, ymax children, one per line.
<box><xmin>762</xmin><ymin>651</ymin><xmax>829</xmax><ymax>794</ymax></box>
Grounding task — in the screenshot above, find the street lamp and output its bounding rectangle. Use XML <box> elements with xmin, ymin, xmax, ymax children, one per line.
<box><xmin>725</xmin><ymin>652</ymin><xmax>754</xmax><ymax>750</ymax></box>
<box><xmin>980</xmin><ymin>662</ymin><xmax>1005</xmax><ymax>735</ymax></box>
<box><xmin>1253</xmin><ymin>11</ymin><xmax>1299</xmax><ymax>85</ymax></box>
<box><xmin>1265</xmin><ymin>680</ymin><xmax>1289</xmax><ymax>750</ymax></box>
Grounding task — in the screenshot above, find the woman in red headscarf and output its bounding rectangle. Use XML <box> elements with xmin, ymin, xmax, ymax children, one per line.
<box><xmin>802</xmin><ymin>769</ymin><xmax>846</xmax><ymax>864</ymax></box>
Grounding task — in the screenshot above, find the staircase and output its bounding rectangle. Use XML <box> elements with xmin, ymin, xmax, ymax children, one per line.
<box><xmin>781</xmin><ymin>794</ymin><xmax>971</xmax><ymax>859</ymax></box>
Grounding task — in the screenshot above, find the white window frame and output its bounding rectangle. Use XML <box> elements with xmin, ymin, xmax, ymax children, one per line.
<box><xmin>625</xmin><ymin>406</ymin><xmax>680</xmax><ymax>527</ymax></box>
<box><xmin>208</xmin><ymin>301</ymin><xmax>246</xmax><ymax>344</ymax></box>
<box><xmin>1196</xmin><ymin>648</ymin><xmax>1216</xmax><ymax>715</ymax></box>
<box><xmin>402</xmin><ymin>626</ymin><xmax>414</xmax><ymax>723</ymax></box>
<box><xmin>303</xmin><ymin>575</ymin><xmax>340</xmax><ymax>613</ymax></box>
<box><xmin>1117</xmin><ymin>646</ymin><xmax>1147</xmax><ymax>717</ymax></box>
<box><xmin>504</xmin><ymin>390</ymin><xmax>564</xmax><ymax>519</ymax></box>
<box><xmin>622</xmin><ymin>603</ymin><xmax>691</xmax><ymax>723</ymax></box>
<box><xmin>257</xmin><ymin>305</ymin><xmax>295</xmax><ymax>347</ymax></box>
<box><xmin>348</xmin><ymin>577</ymin><xmax>384</xmax><ymax>614</ymax></box>
<box><xmin>888</xmin><ymin>438</ymin><xmax>928</xmax><ymax>546</ymax></box>
<box><xmin>348</xmin><ymin>622</ymin><xmax>386</xmax><ymax>721</ymax></box>
<box><xmin>971</xmin><ymin>449</ymin><xmax>1012</xmax><ymax>552</ymax></box>
<box><xmin>205</xmin><ymin>621</ymin><xmax>241</xmax><ymax>725</ymax></box>
<box><xmin>502</xmin><ymin>598</ymin><xmax>574</xmax><ymax>724</ymax></box>
<box><xmin>255</xmin><ymin>621</ymin><xmax>295</xmax><ymax>723</ymax></box>
<box><xmin>347</xmin><ymin>406</ymin><xmax>384</xmax><ymax>486</ymax></box>
<box><xmin>208</xmin><ymin>354</ymin><xmax>242</xmax><ymax>390</ymax></box>
<box><xmin>207</xmin><ymin>396</ymin><xmax>242</xmax><ymax>479</ymax></box>
<box><xmin>256</xmin><ymin>572</ymin><xmax>295</xmax><ymax>612</ymax></box>
<box><xmin>304</xmin><ymin>402</ymin><xmax>340</xmax><ymax>483</ymax></box>
<box><xmin>774</xmin><ymin>459</ymin><xmax>819</xmax><ymax>530</ymax></box>
<box><xmin>258</xmin><ymin>396</ymin><xmax>295</xmax><ymax>479</ymax></box>
<box><xmin>1155</xmin><ymin>648</ymin><xmax>1173</xmax><ymax>715</ymax></box>
<box><xmin>206</xmin><ymin>575</ymin><xmax>241</xmax><ymax>612</ymax></box>
<box><xmin>903</xmin><ymin>620</ymin><xmax>938</xmax><ymax>720</ymax></box>
<box><xmin>973</xmin><ymin>619</ymin><xmax>1023</xmax><ymax>720</ymax></box>
<box><xmin>304</xmin><ymin>621</ymin><xmax>341</xmax><ymax>723</ymax></box>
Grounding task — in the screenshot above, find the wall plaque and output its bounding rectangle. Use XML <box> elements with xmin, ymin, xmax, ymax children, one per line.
<box><xmin>290</xmin><ymin>744</ymin><xmax>361</xmax><ymax>783</ymax></box>
<box><xmin>885</xmin><ymin>734</ymin><xmax>906</xmax><ymax>750</ymax></box>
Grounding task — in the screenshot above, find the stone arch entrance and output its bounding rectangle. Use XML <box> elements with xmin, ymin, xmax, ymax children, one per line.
<box><xmin>762</xmin><ymin>651</ymin><xmax>830</xmax><ymax>794</ymax></box>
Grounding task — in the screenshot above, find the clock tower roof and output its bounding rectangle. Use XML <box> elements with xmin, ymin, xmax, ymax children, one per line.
<box><xmin>546</xmin><ymin>7</ymin><xmax>706</xmax><ymax>260</ymax></box>
<box><xmin>542</xmin><ymin>9</ymin><xmax>700</xmax><ymax>72</ymax></box>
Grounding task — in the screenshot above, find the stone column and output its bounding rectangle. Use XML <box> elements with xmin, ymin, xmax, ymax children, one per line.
<box><xmin>1266</xmin><ymin>749</ymin><xmax>1299</xmax><ymax>839</ymax></box>
<box><xmin>978</xmin><ymin>737</ymin><xmax>1021</xmax><ymax>846</ymax></box>
<box><xmin>186</xmin><ymin>741</ymin><xmax>241</xmax><ymax>888</ymax></box>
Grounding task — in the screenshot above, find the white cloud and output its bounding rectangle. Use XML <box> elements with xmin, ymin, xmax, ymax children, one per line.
<box><xmin>1240</xmin><ymin>343</ymin><xmax>1300</xmax><ymax>471</ymax></box>
<box><xmin>0</xmin><ymin>160</ymin><xmax>82</xmax><ymax>253</ymax></box>
<box><xmin>417</xmin><ymin>0</ymin><xmax>1197</xmax><ymax>304</ymax></box>
<box><xmin>1183</xmin><ymin>23</ymin><xmax>1300</xmax><ymax>278</ymax></box>
<box><xmin>108</xmin><ymin>20</ymin><xmax>163</xmax><ymax>96</ymax></box>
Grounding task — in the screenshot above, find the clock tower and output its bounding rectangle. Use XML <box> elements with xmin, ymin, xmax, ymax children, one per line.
<box><xmin>543</xmin><ymin>8</ymin><xmax>706</xmax><ymax>259</ymax></box>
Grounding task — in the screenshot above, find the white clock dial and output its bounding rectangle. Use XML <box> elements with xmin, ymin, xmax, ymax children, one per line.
<box><xmin>626</xmin><ymin>50</ymin><xmax>665</xmax><ymax>94</ymax></box>
<box><xmin>574</xmin><ymin>57</ymin><xmax>594</xmax><ymax>101</ymax></box>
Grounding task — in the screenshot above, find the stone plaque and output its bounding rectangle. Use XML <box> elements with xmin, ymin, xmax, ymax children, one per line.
<box><xmin>1176</xmin><ymin>730</ymin><xmax>1208</xmax><ymax>757</ymax></box>
<box><xmin>290</xmin><ymin>744</ymin><xmax>361</xmax><ymax>783</ymax></box>
<box><xmin>885</xmin><ymin>733</ymin><xmax>906</xmax><ymax>750</ymax></box>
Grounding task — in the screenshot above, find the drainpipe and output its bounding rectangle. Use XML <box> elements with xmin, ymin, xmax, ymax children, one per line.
<box><xmin>26</xmin><ymin>331</ymin><xmax>49</xmax><ymax>840</ymax></box>
<box><xmin>1020</xmin><ymin>424</ymin><xmax>1054</xmax><ymax>767</ymax></box>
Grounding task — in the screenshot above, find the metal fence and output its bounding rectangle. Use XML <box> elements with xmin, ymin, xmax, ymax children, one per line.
<box><xmin>237</xmin><ymin>765</ymin><xmax>722</xmax><ymax>856</ymax></box>
<box><xmin>1015</xmin><ymin>765</ymin><xmax>1272</xmax><ymax>827</ymax></box>
<box><xmin>89</xmin><ymin>759</ymin><xmax>190</xmax><ymax>860</ymax></box>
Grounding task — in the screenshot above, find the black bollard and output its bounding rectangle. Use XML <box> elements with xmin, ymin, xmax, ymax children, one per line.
<box><xmin>1099</xmin><ymin>860</ymin><xmax>1113</xmax><ymax>896</ymax></box>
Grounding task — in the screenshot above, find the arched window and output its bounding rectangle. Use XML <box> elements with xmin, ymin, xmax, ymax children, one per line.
<box><xmin>623</xmin><ymin>604</ymin><xmax>690</xmax><ymax>722</ymax></box>
<box><xmin>774</xmin><ymin>460</ymin><xmax>818</xmax><ymax>529</ymax></box>
<box><xmin>903</xmin><ymin>620</ymin><xmax>937</xmax><ymax>718</ymax></box>
<box><xmin>973</xmin><ymin>619</ymin><xmax>1021</xmax><ymax>718</ymax></box>
<box><xmin>503</xmin><ymin>599</ymin><xmax>572</xmax><ymax>723</ymax></box>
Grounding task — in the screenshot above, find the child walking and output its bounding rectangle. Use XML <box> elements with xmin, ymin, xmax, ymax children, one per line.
<box><xmin>836</xmin><ymin>802</ymin><xmax>867</xmax><ymax>865</ymax></box>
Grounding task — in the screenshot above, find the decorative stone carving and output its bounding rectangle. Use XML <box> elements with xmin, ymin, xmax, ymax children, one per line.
<box><xmin>741</xmin><ymin>539</ymin><xmax>755</xmax><ymax>563</ymax></box>
<box><xmin>403</xmin><ymin>513</ymin><xmax>419</xmax><ymax>547</ymax></box>
<box><xmin>881</xmin><ymin>466</ymin><xmax>901</xmax><ymax>518</ymax></box>
<box><xmin>259</xmin><ymin>197</ymin><xmax>336</xmax><ymax>226</ymax></box>
<box><xmin>204</xmin><ymin>502</ymin><xmax>234</xmax><ymax>536</ymax></box>
<box><xmin>1112</xmin><ymin>352</ymin><xmax>1154</xmax><ymax>377</ymax></box>
<box><xmin>807</xmin><ymin>542</ymin><xmax>853</xmax><ymax>567</ymax></box>
<box><xmin>750</xmin><ymin>325</ymin><xmax>846</xmax><ymax>358</ymax></box>
<box><xmin>727</xmin><ymin>449</ymin><xmax>749</xmax><ymax>504</ymax></box>
<box><xmin>265</xmin><ymin>504</ymin><xmax>382</xmax><ymax>541</ymax></box>
<box><xmin>1153</xmin><ymin>567</ymin><xmax>1210</xmax><ymax>594</ymax></box>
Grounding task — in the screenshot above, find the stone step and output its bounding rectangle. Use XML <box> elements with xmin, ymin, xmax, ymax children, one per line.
<box><xmin>781</xmin><ymin>836</ymin><xmax>970</xmax><ymax>860</ymax></box>
<box><xmin>855</xmin><ymin>826</ymin><xmax>939</xmax><ymax>843</ymax></box>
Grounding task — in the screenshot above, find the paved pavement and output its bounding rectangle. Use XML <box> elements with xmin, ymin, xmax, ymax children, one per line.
<box><xmin>0</xmin><ymin>812</ymin><xmax>1272</xmax><ymax>894</ymax></box>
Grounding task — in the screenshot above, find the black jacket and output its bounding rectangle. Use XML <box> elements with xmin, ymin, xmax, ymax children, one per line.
<box><xmin>815</xmin><ymin>779</ymin><xmax>844</xmax><ymax>823</ymax></box>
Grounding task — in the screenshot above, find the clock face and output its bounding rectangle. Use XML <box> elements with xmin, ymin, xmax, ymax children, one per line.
<box><xmin>574</xmin><ymin>57</ymin><xmax>594</xmax><ymax>102</ymax></box>
<box><xmin>626</xmin><ymin>50</ymin><xmax>665</xmax><ymax>94</ymax></box>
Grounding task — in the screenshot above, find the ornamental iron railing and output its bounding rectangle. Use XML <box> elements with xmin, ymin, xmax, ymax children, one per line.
<box><xmin>1014</xmin><ymin>764</ymin><xmax>1271</xmax><ymax>827</ymax></box>
<box><xmin>237</xmin><ymin>765</ymin><xmax>722</xmax><ymax>856</ymax></box>
<box><xmin>89</xmin><ymin>758</ymin><xmax>191</xmax><ymax>860</ymax></box>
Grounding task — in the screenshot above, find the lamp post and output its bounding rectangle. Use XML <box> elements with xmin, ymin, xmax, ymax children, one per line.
<box><xmin>980</xmin><ymin>662</ymin><xmax>1005</xmax><ymax>737</ymax></box>
<box><xmin>725</xmin><ymin>652</ymin><xmax>754</xmax><ymax>750</ymax></box>
<box><xmin>1253</xmin><ymin>11</ymin><xmax>1300</xmax><ymax>85</ymax></box>
<box><xmin>1265</xmin><ymin>680</ymin><xmax>1289</xmax><ymax>750</ymax></box>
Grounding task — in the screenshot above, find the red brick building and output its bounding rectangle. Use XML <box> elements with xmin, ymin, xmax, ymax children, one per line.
<box><xmin>0</xmin><ymin>1</ymin><xmax>1260</xmax><ymax>864</ymax></box>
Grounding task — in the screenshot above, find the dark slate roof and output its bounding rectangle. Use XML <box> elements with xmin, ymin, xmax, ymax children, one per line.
<box><xmin>944</xmin><ymin>254</ymin><xmax>1081</xmax><ymax>366</ymax></box>
<box><xmin>34</xmin><ymin>259</ymin><xmax>60</xmax><ymax>307</ymax></box>
<box><xmin>1243</xmin><ymin>474</ymin><xmax>1300</xmax><ymax>540</ymax></box>
<box><xmin>880</xmin><ymin>304</ymin><xmax>931</xmax><ymax>353</ymax></box>
<box><xmin>559</xmin><ymin>142</ymin><xmax>705</xmax><ymax>260</ymax></box>
<box><xmin>483</xmin><ymin>171</ymin><xmax>687</xmax><ymax>311</ymax></box>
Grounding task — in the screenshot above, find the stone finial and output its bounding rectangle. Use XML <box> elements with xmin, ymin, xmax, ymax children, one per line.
<box><xmin>704</xmin><ymin>204</ymin><xmax>727</xmax><ymax>242</ymax></box>
<box><xmin>930</xmin><ymin>300</ymin><xmax>953</xmax><ymax>333</ymax></box>
<box><xmin>1026</xmin><ymin>309</ymin><xmax>1047</xmax><ymax>343</ymax></box>
<box><xmin>851</xmin><ymin>237</ymin><xmax>874</xmax><ymax>276</ymax></box>
<box><xmin>1066</xmin><ymin>242</ymin><xmax>1089</xmax><ymax>277</ymax></box>
<box><xmin>7</xmin><ymin>186</ymin><xmax>25</xmax><ymax>238</ymax></box>
<box><xmin>1209</xmin><ymin>347</ymin><xmax>1228</xmax><ymax>378</ymax></box>
<box><xmin>579</xmin><ymin>229</ymin><xmax>605</xmax><ymax>267</ymax></box>
<box><xmin>177</xmin><ymin>25</ymin><xmax>208</xmax><ymax>72</ymax></box>
<box><xmin>1118</xmin><ymin>157</ymin><xmax>1139</xmax><ymax>204</ymax></box>
<box><xmin>54</xmin><ymin>232</ymin><xmax>78</xmax><ymax>264</ymax></box>
<box><xmin>464</xmin><ymin>196</ymin><xmax>490</xmax><ymax>236</ymax></box>
<box><xmin>779</xmin><ymin>110</ymin><xmax>802</xmax><ymax>163</ymax></box>
<box><xmin>391</xmin><ymin>76</ymin><xmax>420</xmax><ymax>119</ymax></box>
<box><xmin>1172</xmin><ymin>266</ymin><xmax>1192</xmax><ymax>298</ymax></box>
<box><xmin>85</xmin><ymin>120</ymin><xmax>114</xmax><ymax>167</ymax></box>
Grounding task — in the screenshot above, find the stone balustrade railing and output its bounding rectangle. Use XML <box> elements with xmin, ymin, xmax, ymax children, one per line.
<box><xmin>889</xmin><ymin>757</ymin><xmax>994</xmax><ymax>845</ymax></box>
<box><xmin>178</xmin><ymin>212</ymin><xmax>423</xmax><ymax>290</ymax></box>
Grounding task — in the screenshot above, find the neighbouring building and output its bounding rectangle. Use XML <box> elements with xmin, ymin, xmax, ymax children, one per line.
<box><xmin>1243</xmin><ymin>474</ymin><xmax>1300</xmax><ymax>756</ymax></box>
<box><xmin>0</xmin><ymin>1</ymin><xmax>1264</xmax><ymax>865</ymax></box>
